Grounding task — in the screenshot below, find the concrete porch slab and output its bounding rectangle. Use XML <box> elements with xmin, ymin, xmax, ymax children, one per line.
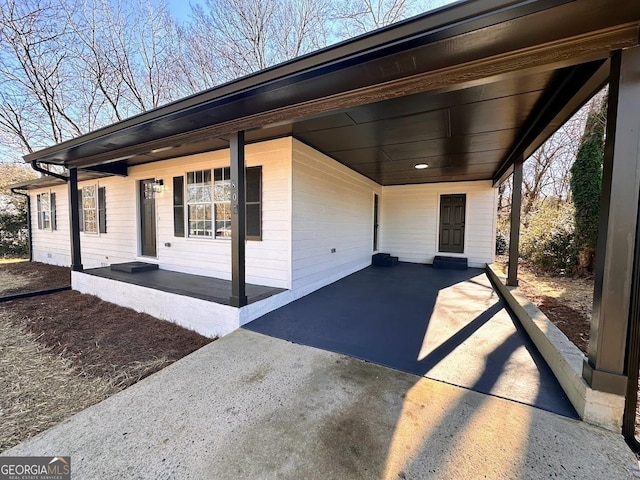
<box><xmin>3</xmin><ymin>330</ymin><xmax>637</xmax><ymax>479</ymax></box>
<box><xmin>72</xmin><ymin>270</ymin><xmax>290</xmax><ymax>338</ymax></box>
<box><xmin>247</xmin><ymin>263</ymin><xmax>576</xmax><ymax>418</ymax></box>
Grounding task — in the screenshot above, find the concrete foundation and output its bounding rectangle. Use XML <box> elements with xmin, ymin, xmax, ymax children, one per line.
<box><xmin>487</xmin><ymin>264</ymin><xmax>626</xmax><ymax>432</ymax></box>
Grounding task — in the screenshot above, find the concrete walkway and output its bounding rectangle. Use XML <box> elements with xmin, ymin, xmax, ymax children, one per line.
<box><xmin>4</xmin><ymin>330</ymin><xmax>638</xmax><ymax>479</ymax></box>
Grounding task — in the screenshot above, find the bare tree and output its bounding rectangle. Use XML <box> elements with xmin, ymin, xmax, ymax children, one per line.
<box><xmin>178</xmin><ymin>0</ymin><xmax>332</xmax><ymax>90</ymax></box>
<box><xmin>0</xmin><ymin>0</ymin><xmax>183</xmax><ymax>162</ymax></box>
<box><xmin>69</xmin><ymin>0</ymin><xmax>181</xmax><ymax>115</ymax></box>
<box><xmin>332</xmin><ymin>0</ymin><xmax>435</xmax><ymax>37</ymax></box>
<box><xmin>520</xmin><ymin>87</ymin><xmax>608</xmax><ymax>216</ymax></box>
<box><xmin>0</xmin><ymin>0</ymin><xmax>75</xmax><ymax>154</ymax></box>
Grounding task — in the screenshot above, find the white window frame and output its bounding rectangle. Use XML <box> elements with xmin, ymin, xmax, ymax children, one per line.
<box><xmin>37</xmin><ymin>191</ymin><xmax>52</xmax><ymax>231</ymax></box>
<box><xmin>213</xmin><ymin>167</ymin><xmax>231</xmax><ymax>239</ymax></box>
<box><xmin>81</xmin><ymin>184</ymin><xmax>99</xmax><ymax>234</ymax></box>
<box><xmin>185</xmin><ymin>168</ymin><xmax>232</xmax><ymax>239</ymax></box>
<box><xmin>186</xmin><ymin>169</ymin><xmax>213</xmax><ymax>238</ymax></box>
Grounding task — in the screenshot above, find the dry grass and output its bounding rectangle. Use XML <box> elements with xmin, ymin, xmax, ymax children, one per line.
<box><xmin>0</xmin><ymin>306</ymin><xmax>183</xmax><ymax>452</ymax></box>
<box><xmin>0</xmin><ymin>264</ymin><xmax>213</xmax><ymax>453</ymax></box>
<box><xmin>0</xmin><ymin>270</ymin><xmax>31</xmax><ymax>293</ymax></box>
<box><xmin>0</xmin><ymin>262</ymin><xmax>70</xmax><ymax>296</ymax></box>
<box><xmin>0</xmin><ymin>258</ymin><xmax>27</xmax><ymax>264</ymax></box>
<box><xmin>0</xmin><ymin>312</ymin><xmax>115</xmax><ymax>452</ymax></box>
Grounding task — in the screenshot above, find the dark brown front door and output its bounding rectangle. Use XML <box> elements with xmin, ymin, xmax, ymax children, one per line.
<box><xmin>439</xmin><ymin>194</ymin><xmax>465</xmax><ymax>254</ymax></box>
<box><xmin>140</xmin><ymin>179</ymin><xmax>157</xmax><ymax>257</ymax></box>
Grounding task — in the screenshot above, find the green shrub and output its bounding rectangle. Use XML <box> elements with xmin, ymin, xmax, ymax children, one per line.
<box><xmin>0</xmin><ymin>209</ymin><xmax>28</xmax><ymax>258</ymax></box>
<box><xmin>519</xmin><ymin>200</ymin><xmax>575</xmax><ymax>273</ymax></box>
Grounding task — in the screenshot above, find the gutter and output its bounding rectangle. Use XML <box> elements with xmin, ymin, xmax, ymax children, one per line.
<box><xmin>10</xmin><ymin>187</ymin><xmax>33</xmax><ymax>261</ymax></box>
<box><xmin>30</xmin><ymin>160</ymin><xmax>68</xmax><ymax>181</ymax></box>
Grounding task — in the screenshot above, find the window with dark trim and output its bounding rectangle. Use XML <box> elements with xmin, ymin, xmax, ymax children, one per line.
<box><xmin>78</xmin><ymin>185</ymin><xmax>106</xmax><ymax>234</ymax></box>
<box><xmin>175</xmin><ymin>166</ymin><xmax>262</xmax><ymax>240</ymax></box>
<box><xmin>36</xmin><ymin>192</ymin><xmax>56</xmax><ymax>230</ymax></box>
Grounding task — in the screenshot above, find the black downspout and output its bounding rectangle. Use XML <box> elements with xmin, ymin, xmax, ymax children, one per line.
<box><xmin>10</xmin><ymin>187</ymin><xmax>33</xmax><ymax>262</ymax></box>
<box><xmin>30</xmin><ymin>160</ymin><xmax>67</xmax><ymax>181</ymax></box>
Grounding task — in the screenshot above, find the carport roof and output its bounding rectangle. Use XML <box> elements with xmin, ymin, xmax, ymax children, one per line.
<box><xmin>22</xmin><ymin>0</ymin><xmax>640</xmax><ymax>186</ymax></box>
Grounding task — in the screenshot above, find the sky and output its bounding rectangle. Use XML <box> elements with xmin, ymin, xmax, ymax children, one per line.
<box><xmin>165</xmin><ymin>0</ymin><xmax>461</xmax><ymax>24</ymax></box>
<box><xmin>166</xmin><ymin>0</ymin><xmax>199</xmax><ymax>21</ymax></box>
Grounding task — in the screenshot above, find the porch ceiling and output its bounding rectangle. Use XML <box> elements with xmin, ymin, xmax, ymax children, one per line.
<box><xmin>23</xmin><ymin>0</ymin><xmax>640</xmax><ymax>186</ymax></box>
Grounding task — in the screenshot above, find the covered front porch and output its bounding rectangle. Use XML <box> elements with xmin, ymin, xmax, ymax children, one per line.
<box><xmin>86</xmin><ymin>265</ymin><xmax>285</xmax><ymax>305</ymax></box>
<box><xmin>20</xmin><ymin>0</ymin><xmax>640</xmax><ymax>442</ymax></box>
<box><xmin>72</xmin><ymin>266</ymin><xmax>292</xmax><ymax>338</ymax></box>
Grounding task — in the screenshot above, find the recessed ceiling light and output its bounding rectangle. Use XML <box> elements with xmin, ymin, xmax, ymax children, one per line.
<box><xmin>414</xmin><ymin>163</ymin><xmax>428</xmax><ymax>169</ymax></box>
<box><xmin>151</xmin><ymin>146</ymin><xmax>174</xmax><ymax>154</ymax></box>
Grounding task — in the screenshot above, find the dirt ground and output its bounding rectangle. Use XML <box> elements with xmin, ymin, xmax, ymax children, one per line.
<box><xmin>0</xmin><ymin>263</ymin><xmax>214</xmax><ymax>452</ymax></box>
<box><xmin>494</xmin><ymin>256</ymin><xmax>592</xmax><ymax>354</ymax></box>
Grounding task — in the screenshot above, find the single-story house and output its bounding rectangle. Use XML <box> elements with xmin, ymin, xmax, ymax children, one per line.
<box><xmin>17</xmin><ymin>136</ymin><xmax>496</xmax><ymax>334</ymax></box>
<box><xmin>10</xmin><ymin>0</ymin><xmax>640</xmax><ymax>440</ymax></box>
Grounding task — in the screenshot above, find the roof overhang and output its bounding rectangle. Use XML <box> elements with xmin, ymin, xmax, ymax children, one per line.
<box><xmin>23</xmin><ymin>0</ymin><xmax>640</xmax><ymax>186</ymax></box>
<box><xmin>9</xmin><ymin>170</ymin><xmax>113</xmax><ymax>190</ymax></box>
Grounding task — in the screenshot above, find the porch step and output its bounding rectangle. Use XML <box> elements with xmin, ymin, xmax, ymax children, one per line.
<box><xmin>432</xmin><ymin>256</ymin><xmax>468</xmax><ymax>270</ymax></box>
<box><xmin>372</xmin><ymin>253</ymin><xmax>399</xmax><ymax>267</ymax></box>
<box><xmin>110</xmin><ymin>262</ymin><xmax>159</xmax><ymax>274</ymax></box>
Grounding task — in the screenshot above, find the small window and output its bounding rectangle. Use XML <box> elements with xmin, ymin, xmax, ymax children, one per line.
<box><xmin>213</xmin><ymin>167</ymin><xmax>231</xmax><ymax>238</ymax></box>
<box><xmin>82</xmin><ymin>185</ymin><xmax>98</xmax><ymax>233</ymax></box>
<box><xmin>78</xmin><ymin>185</ymin><xmax>106</xmax><ymax>234</ymax></box>
<box><xmin>36</xmin><ymin>192</ymin><xmax>56</xmax><ymax>230</ymax></box>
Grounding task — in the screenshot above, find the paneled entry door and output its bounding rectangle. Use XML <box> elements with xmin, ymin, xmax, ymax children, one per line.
<box><xmin>439</xmin><ymin>194</ymin><xmax>466</xmax><ymax>254</ymax></box>
<box><xmin>140</xmin><ymin>179</ymin><xmax>157</xmax><ymax>257</ymax></box>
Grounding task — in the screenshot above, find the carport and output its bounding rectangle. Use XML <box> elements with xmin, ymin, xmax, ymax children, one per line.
<box><xmin>246</xmin><ymin>264</ymin><xmax>577</xmax><ymax>418</ymax></box>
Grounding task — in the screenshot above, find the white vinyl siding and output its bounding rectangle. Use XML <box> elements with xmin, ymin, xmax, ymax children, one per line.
<box><xmin>291</xmin><ymin>139</ymin><xmax>381</xmax><ymax>291</ymax></box>
<box><xmin>31</xmin><ymin>186</ymin><xmax>69</xmax><ymax>266</ymax></box>
<box><xmin>30</xmin><ymin>137</ymin><xmax>497</xmax><ymax>297</ymax></box>
<box><xmin>29</xmin><ymin>138</ymin><xmax>292</xmax><ymax>289</ymax></box>
<box><xmin>380</xmin><ymin>181</ymin><xmax>497</xmax><ymax>268</ymax></box>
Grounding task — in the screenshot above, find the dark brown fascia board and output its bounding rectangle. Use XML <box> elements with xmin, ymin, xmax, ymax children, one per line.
<box><xmin>23</xmin><ymin>0</ymin><xmax>586</xmax><ymax>166</ymax></box>
<box><xmin>492</xmin><ymin>58</ymin><xmax>611</xmax><ymax>185</ymax></box>
<box><xmin>8</xmin><ymin>177</ymin><xmax>65</xmax><ymax>190</ymax></box>
<box><xmin>8</xmin><ymin>170</ymin><xmax>109</xmax><ymax>190</ymax></box>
